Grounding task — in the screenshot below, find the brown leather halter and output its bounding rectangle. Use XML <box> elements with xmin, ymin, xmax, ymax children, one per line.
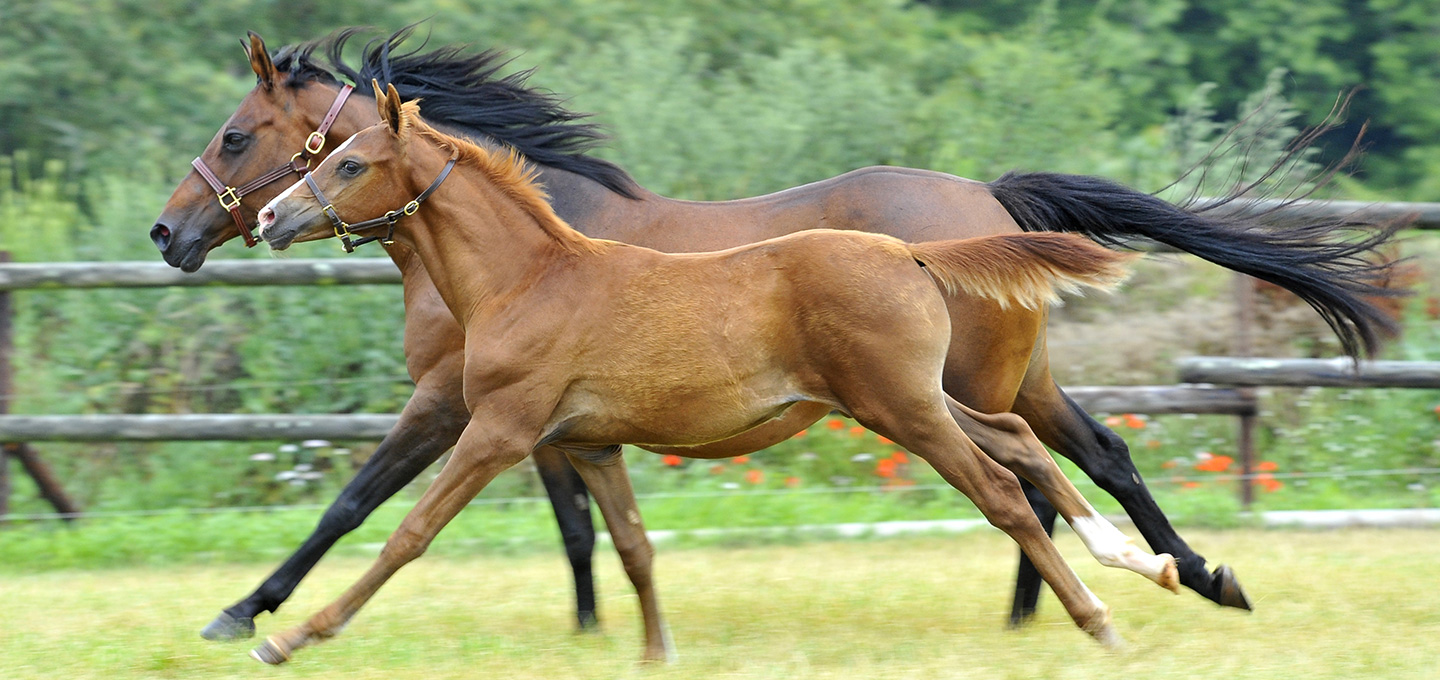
<box><xmin>190</xmin><ymin>84</ymin><xmax>354</xmax><ymax>247</ymax></box>
<box><xmin>302</xmin><ymin>151</ymin><xmax>458</xmax><ymax>253</ymax></box>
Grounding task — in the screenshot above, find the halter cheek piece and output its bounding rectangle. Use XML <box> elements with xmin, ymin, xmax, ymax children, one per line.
<box><xmin>302</xmin><ymin>153</ymin><xmax>458</xmax><ymax>253</ymax></box>
<box><xmin>190</xmin><ymin>84</ymin><xmax>354</xmax><ymax>247</ymax></box>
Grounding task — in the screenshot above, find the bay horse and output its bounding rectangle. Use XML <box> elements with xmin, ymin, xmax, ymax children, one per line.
<box><xmin>250</xmin><ymin>88</ymin><xmax>1180</xmax><ymax>663</ymax></box>
<box><xmin>151</xmin><ymin>28</ymin><xmax>1396</xmax><ymax>640</ymax></box>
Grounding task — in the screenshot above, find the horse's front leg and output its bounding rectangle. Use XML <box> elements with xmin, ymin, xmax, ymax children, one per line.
<box><xmin>203</xmin><ymin>376</ymin><xmax>469</xmax><ymax>641</ymax></box>
<box><xmin>564</xmin><ymin>447</ymin><xmax>675</xmax><ymax>663</ymax></box>
<box><xmin>250</xmin><ymin>416</ymin><xmax>533</xmax><ymax>664</ymax></box>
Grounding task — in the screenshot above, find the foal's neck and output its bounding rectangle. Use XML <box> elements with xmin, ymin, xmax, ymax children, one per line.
<box><xmin>396</xmin><ymin>145</ymin><xmax>603</xmax><ymax>326</ymax></box>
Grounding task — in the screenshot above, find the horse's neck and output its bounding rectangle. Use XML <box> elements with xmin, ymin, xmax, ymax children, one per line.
<box><xmin>401</xmin><ymin>169</ymin><xmax>590</xmax><ymax>326</ymax></box>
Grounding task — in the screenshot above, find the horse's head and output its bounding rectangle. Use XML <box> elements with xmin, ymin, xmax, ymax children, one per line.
<box><xmin>260</xmin><ymin>84</ymin><xmax>435</xmax><ymax>252</ymax></box>
<box><xmin>151</xmin><ymin>32</ymin><xmax>357</xmax><ymax>271</ymax></box>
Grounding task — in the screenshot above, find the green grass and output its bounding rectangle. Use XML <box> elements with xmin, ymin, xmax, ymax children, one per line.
<box><xmin>3</xmin><ymin>529</ymin><xmax>1438</xmax><ymax>679</ymax></box>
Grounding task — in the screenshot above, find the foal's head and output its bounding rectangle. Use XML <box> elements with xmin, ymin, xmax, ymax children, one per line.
<box><xmin>257</xmin><ymin>83</ymin><xmax>427</xmax><ymax>251</ymax></box>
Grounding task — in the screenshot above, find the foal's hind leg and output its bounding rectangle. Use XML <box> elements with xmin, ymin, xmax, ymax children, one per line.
<box><xmin>1012</xmin><ymin>376</ymin><xmax>1251</xmax><ymax>615</ymax></box>
<box><xmin>855</xmin><ymin>403</ymin><xmax>1121</xmax><ymax>646</ymax></box>
<box><xmin>563</xmin><ymin>447</ymin><xmax>676</xmax><ymax>663</ymax></box>
<box><xmin>946</xmin><ymin>397</ymin><xmax>1179</xmax><ymax>593</ymax></box>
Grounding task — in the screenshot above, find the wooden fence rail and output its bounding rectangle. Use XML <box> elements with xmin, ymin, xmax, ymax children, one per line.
<box><xmin>1178</xmin><ymin>356</ymin><xmax>1440</xmax><ymax>389</ymax></box>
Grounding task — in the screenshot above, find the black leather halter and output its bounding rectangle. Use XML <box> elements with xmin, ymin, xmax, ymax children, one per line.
<box><xmin>302</xmin><ymin>153</ymin><xmax>458</xmax><ymax>253</ymax></box>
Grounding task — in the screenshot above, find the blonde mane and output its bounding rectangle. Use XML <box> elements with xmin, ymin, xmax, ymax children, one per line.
<box><xmin>400</xmin><ymin>101</ymin><xmax>606</xmax><ymax>255</ymax></box>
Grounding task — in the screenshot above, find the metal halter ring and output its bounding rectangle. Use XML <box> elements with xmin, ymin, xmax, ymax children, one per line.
<box><xmin>216</xmin><ymin>187</ymin><xmax>242</xmax><ymax>211</ymax></box>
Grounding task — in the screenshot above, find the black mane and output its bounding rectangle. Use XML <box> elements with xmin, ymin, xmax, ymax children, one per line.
<box><xmin>272</xmin><ymin>26</ymin><xmax>640</xmax><ymax>199</ymax></box>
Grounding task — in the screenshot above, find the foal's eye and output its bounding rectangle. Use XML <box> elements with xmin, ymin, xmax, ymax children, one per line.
<box><xmin>337</xmin><ymin>160</ymin><xmax>363</xmax><ymax>177</ymax></box>
<box><xmin>222</xmin><ymin>132</ymin><xmax>248</xmax><ymax>153</ymax></box>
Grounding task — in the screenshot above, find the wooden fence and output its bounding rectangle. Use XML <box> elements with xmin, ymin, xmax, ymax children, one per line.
<box><xmin>2</xmin><ymin>196</ymin><xmax>1438</xmax><ymax>515</ymax></box>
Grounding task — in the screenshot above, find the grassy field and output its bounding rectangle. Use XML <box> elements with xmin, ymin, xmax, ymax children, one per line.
<box><xmin>3</xmin><ymin>528</ymin><xmax>1438</xmax><ymax>679</ymax></box>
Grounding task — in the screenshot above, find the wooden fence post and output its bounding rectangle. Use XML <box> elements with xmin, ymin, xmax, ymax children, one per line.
<box><xmin>0</xmin><ymin>251</ymin><xmax>81</xmax><ymax>520</ymax></box>
<box><xmin>1233</xmin><ymin>272</ymin><xmax>1257</xmax><ymax>510</ymax></box>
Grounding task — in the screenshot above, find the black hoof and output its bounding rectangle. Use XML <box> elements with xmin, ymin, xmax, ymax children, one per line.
<box><xmin>1006</xmin><ymin>610</ymin><xmax>1036</xmax><ymax>630</ymax></box>
<box><xmin>200</xmin><ymin>611</ymin><xmax>256</xmax><ymax>641</ymax></box>
<box><xmin>1214</xmin><ymin>564</ymin><xmax>1252</xmax><ymax>611</ymax></box>
<box><xmin>576</xmin><ymin>610</ymin><xmax>600</xmax><ymax>632</ymax></box>
<box><xmin>249</xmin><ymin>638</ymin><xmax>289</xmax><ymax>665</ymax></box>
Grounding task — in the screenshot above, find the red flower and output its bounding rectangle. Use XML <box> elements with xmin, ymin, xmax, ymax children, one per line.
<box><xmin>875</xmin><ymin>458</ymin><xmax>898</xmax><ymax>478</ymax></box>
<box><xmin>827</xmin><ymin>419</ymin><xmax>845</xmax><ymax>430</ymax></box>
<box><xmin>1255</xmin><ymin>461</ymin><xmax>1279</xmax><ymax>472</ymax></box>
<box><xmin>848</xmin><ymin>425</ymin><xmax>866</xmax><ymax>438</ymax></box>
<box><xmin>889</xmin><ymin>451</ymin><xmax>908</xmax><ymax>463</ymax></box>
<box><xmin>1254</xmin><ymin>473</ymin><xmax>1283</xmax><ymax>492</ymax></box>
<box><xmin>877</xmin><ymin>436</ymin><xmax>894</xmax><ymax>445</ymax></box>
<box><xmin>732</xmin><ymin>455</ymin><xmax>751</xmax><ymax>465</ymax></box>
<box><xmin>784</xmin><ymin>476</ymin><xmax>801</xmax><ymax>488</ymax></box>
<box><xmin>1123</xmin><ymin>414</ymin><xmax>1146</xmax><ymax>430</ymax></box>
<box><xmin>745</xmin><ymin>469</ymin><xmax>764</xmax><ymax>485</ymax></box>
<box><xmin>661</xmin><ymin>454</ymin><xmax>683</xmax><ymax>467</ymax></box>
<box><xmin>1181</xmin><ymin>481</ymin><xmax>1201</xmax><ymax>489</ymax></box>
<box><xmin>792</xmin><ymin>429</ymin><xmax>808</xmax><ymax>439</ymax></box>
<box><xmin>1194</xmin><ymin>455</ymin><xmax>1234</xmax><ymax>472</ymax></box>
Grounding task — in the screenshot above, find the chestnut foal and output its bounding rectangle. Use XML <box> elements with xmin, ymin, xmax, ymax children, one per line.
<box><xmin>249</xmin><ymin>89</ymin><xmax>1179</xmax><ymax>664</ymax></box>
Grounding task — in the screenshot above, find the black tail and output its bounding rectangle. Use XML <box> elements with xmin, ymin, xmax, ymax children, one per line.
<box><xmin>987</xmin><ymin>171</ymin><xmax>1403</xmax><ymax>359</ymax></box>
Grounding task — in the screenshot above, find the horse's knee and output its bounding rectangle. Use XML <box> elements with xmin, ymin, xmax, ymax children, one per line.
<box><xmin>613</xmin><ymin>540</ymin><xmax>655</xmax><ymax>582</ymax></box>
<box><xmin>380</xmin><ymin>525</ymin><xmax>432</xmax><ymax>564</ymax></box>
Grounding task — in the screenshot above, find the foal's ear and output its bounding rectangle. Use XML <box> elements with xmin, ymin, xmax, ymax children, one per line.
<box><xmin>246</xmin><ymin>31</ymin><xmax>278</xmax><ymax>90</ymax></box>
<box><xmin>376</xmin><ymin>81</ymin><xmax>406</xmax><ymax>136</ymax></box>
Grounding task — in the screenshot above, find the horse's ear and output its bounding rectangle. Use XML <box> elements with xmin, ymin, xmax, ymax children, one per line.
<box><xmin>377</xmin><ymin>82</ymin><xmax>406</xmax><ymax>136</ymax></box>
<box><xmin>246</xmin><ymin>31</ymin><xmax>277</xmax><ymax>90</ymax></box>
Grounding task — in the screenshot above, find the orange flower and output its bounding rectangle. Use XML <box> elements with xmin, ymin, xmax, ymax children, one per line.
<box><xmin>1254</xmin><ymin>473</ymin><xmax>1282</xmax><ymax>492</ymax></box>
<box><xmin>1104</xmin><ymin>416</ymin><xmax>1123</xmax><ymax>427</ymax></box>
<box><xmin>732</xmin><ymin>455</ymin><xmax>751</xmax><ymax>465</ymax></box>
<box><xmin>1123</xmin><ymin>414</ymin><xmax>1145</xmax><ymax>430</ymax></box>
<box><xmin>661</xmin><ymin>454</ymin><xmax>683</xmax><ymax>467</ymax></box>
<box><xmin>1181</xmin><ymin>481</ymin><xmax>1201</xmax><ymax>489</ymax></box>
<box><xmin>889</xmin><ymin>451</ymin><xmax>908</xmax><ymax>463</ymax></box>
<box><xmin>877</xmin><ymin>436</ymin><xmax>894</xmax><ymax>445</ymax></box>
<box><xmin>875</xmin><ymin>458</ymin><xmax>898</xmax><ymax>478</ymax></box>
<box><xmin>1256</xmin><ymin>461</ymin><xmax>1279</xmax><ymax>472</ymax></box>
<box><xmin>1194</xmin><ymin>455</ymin><xmax>1234</xmax><ymax>472</ymax></box>
<box><xmin>745</xmin><ymin>469</ymin><xmax>764</xmax><ymax>485</ymax></box>
<box><xmin>710</xmin><ymin>464</ymin><xmax>726</xmax><ymax>475</ymax></box>
<box><xmin>792</xmin><ymin>429</ymin><xmax>808</xmax><ymax>439</ymax></box>
<box><xmin>848</xmin><ymin>425</ymin><xmax>866</xmax><ymax>438</ymax></box>
<box><xmin>784</xmin><ymin>476</ymin><xmax>801</xmax><ymax>488</ymax></box>
<box><xmin>827</xmin><ymin>419</ymin><xmax>845</xmax><ymax>430</ymax></box>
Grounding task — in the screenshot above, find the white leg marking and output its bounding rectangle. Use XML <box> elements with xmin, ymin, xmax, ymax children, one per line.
<box><xmin>1070</xmin><ymin>515</ymin><xmax>1176</xmax><ymax>589</ymax></box>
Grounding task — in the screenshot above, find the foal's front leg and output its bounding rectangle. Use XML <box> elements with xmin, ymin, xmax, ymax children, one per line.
<box><xmin>564</xmin><ymin>447</ymin><xmax>675</xmax><ymax>663</ymax></box>
<box><xmin>251</xmin><ymin>418</ymin><xmax>533</xmax><ymax>665</ymax></box>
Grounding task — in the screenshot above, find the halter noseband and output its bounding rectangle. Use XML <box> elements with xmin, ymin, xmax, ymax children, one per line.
<box><xmin>190</xmin><ymin>84</ymin><xmax>354</xmax><ymax>247</ymax></box>
<box><xmin>302</xmin><ymin>152</ymin><xmax>458</xmax><ymax>253</ymax></box>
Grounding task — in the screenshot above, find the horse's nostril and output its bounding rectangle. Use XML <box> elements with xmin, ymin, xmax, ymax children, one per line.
<box><xmin>257</xmin><ymin>207</ymin><xmax>275</xmax><ymax>233</ymax></box>
<box><xmin>150</xmin><ymin>223</ymin><xmax>172</xmax><ymax>250</ymax></box>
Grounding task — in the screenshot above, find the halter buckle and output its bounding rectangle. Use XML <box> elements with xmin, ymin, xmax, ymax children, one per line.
<box><xmin>402</xmin><ymin>200</ymin><xmax>421</xmax><ymax>216</ymax></box>
<box><xmin>289</xmin><ymin>152</ymin><xmax>313</xmax><ymax>173</ymax></box>
<box><xmin>305</xmin><ymin>131</ymin><xmax>326</xmax><ymax>155</ymax></box>
<box><xmin>217</xmin><ymin>187</ymin><xmax>242</xmax><ymax>211</ymax></box>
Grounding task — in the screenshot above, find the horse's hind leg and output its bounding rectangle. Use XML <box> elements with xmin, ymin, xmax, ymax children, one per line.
<box><xmin>1012</xmin><ymin>377</ymin><xmax>1251</xmax><ymax>613</ymax></box>
<box><xmin>1009</xmin><ymin>479</ymin><xmax>1056</xmax><ymax>628</ymax></box>
<box><xmin>533</xmin><ymin>446</ymin><xmax>599</xmax><ymax>630</ymax></box>
<box><xmin>946</xmin><ymin>396</ymin><xmax>1179</xmax><ymax>593</ymax></box>
<box><xmin>563</xmin><ymin>447</ymin><xmax>676</xmax><ymax>663</ymax></box>
<box><xmin>856</xmin><ymin>403</ymin><xmax>1121</xmax><ymax>646</ymax></box>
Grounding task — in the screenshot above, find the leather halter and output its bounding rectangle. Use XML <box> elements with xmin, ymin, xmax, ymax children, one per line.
<box><xmin>190</xmin><ymin>84</ymin><xmax>354</xmax><ymax>247</ymax></box>
<box><xmin>302</xmin><ymin>152</ymin><xmax>458</xmax><ymax>253</ymax></box>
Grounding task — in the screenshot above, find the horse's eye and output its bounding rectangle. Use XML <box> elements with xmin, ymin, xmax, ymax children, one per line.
<box><xmin>222</xmin><ymin>132</ymin><xmax>248</xmax><ymax>153</ymax></box>
<box><xmin>338</xmin><ymin>160</ymin><xmax>363</xmax><ymax>177</ymax></box>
